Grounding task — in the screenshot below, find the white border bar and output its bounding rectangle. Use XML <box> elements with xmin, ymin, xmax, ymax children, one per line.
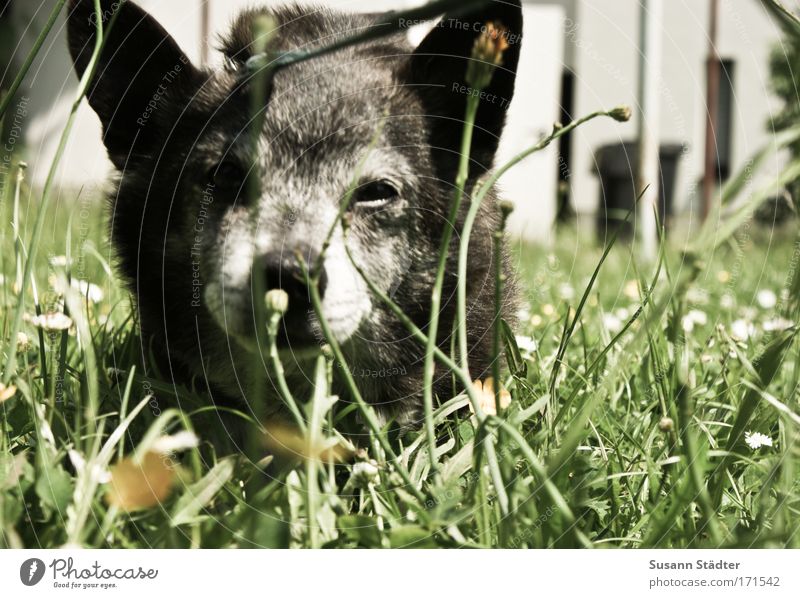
<box><xmin>1</xmin><ymin>549</ymin><xmax>798</xmax><ymax>597</ymax></box>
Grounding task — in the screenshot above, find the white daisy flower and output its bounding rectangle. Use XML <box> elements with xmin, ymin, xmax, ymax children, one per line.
<box><xmin>731</xmin><ymin>319</ymin><xmax>755</xmax><ymax>341</ymax></box>
<box><xmin>741</xmin><ymin>307</ymin><xmax>758</xmax><ymax>320</ymax></box>
<box><xmin>681</xmin><ymin>315</ymin><xmax>695</xmax><ymax>333</ymax></box>
<box><xmin>48</xmin><ymin>255</ymin><xmax>69</xmax><ymax>268</ymax></box>
<box><xmin>687</xmin><ymin>287</ymin><xmax>710</xmax><ymax>306</ymax></box>
<box><xmin>16</xmin><ymin>332</ymin><xmax>31</xmax><ymax>352</ymax></box>
<box><xmin>603</xmin><ymin>313</ymin><xmax>623</xmax><ymax>334</ymax></box>
<box><xmin>720</xmin><ymin>293</ymin><xmax>736</xmax><ymax>310</ymax></box>
<box><xmin>557</xmin><ymin>283</ymin><xmax>575</xmax><ymax>301</ymax></box>
<box><xmin>351</xmin><ymin>461</ymin><xmax>380</xmax><ymax>487</ymax></box>
<box><xmin>687</xmin><ymin>309</ymin><xmax>708</xmax><ymax>326</ymax></box>
<box><xmin>515</xmin><ymin>335</ymin><xmax>538</xmax><ymax>354</ymax></box>
<box><xmin>744</xmin><ymin>431</ymin><xmax>773</xmax><ymax>450</ymax></box>
<box><xmin>71</xmin><ymin>279</ymin><xmax>105</xmax><ymax>303</ymax></box>
<box><xmin>28</xmin><ymin>312</ymin><xmax>73</xmax><ymax>332</ymax></box>
<box><xmin>623</xmin><ymin>280</ymin><xmax>640</xmax><ymax>301</ymax></box>
<box><xmin>763</xmin><ymin>317</ymin><xmax>794</xmax><ymax>332</ymax></box>
<box><xmin>756</xmin><ymin>289</ymin><xmax>777</xmax><ymax>310</ymax></box>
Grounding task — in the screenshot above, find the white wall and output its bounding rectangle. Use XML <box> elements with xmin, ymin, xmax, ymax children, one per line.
<box><xmin>497</xmin><ymin>6</ymin><xmax>564</xmax><ymax>243</ymax></box>
<box><xmin>562</xmin><ymin>0</ymin><xmax>785</xmax><ymax>232</ymax></box>
<box><xmin>16</xmin><ymin>1</ymin><xmax>208</xmax><ymax>192</ymax></box>
<box><xmin>15</xmin><ymin>0</ymin><xmax>785</xmax><ymax>243</ymax></box>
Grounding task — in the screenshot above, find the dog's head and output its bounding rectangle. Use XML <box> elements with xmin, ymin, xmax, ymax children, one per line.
<box><xmin>67</xmin><ymin>0</ymin><xmax>522</xmax><ymax>363</ymax></box>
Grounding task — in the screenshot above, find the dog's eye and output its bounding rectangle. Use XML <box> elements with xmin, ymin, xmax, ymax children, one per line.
<box><xmin>208</xmin><ymin>160</ymin><xmax>246</xmax><ymax>190</ymax></box>
<box><xmin>353</xmin><ymin>180</ymin><xmax>400</xmax><ymax>208</ymax></box>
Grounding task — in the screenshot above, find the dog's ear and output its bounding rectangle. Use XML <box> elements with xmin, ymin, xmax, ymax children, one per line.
<box><xmin>67</xmin><ymin>0</ymin><xmax>199</xmax><ymax>166</ymax></box>
<box><xmin>408</xmin><ymin>0</ymin><xmax>522</xmax><ymax>178</ymax></box>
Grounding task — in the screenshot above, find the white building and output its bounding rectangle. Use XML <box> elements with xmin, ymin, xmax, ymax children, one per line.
<box><xmin>540</xmin><ymin>0</ymin><xmax>791</xmax><ymax>242</ymax></box>
<box><xmin>5</xmin><ymin>0</ymin><xmax>791</xmax><ymax>243</ymax></box>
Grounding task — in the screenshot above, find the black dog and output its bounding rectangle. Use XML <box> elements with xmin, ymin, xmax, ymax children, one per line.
<box><xmin>67</xmin><ymin>0</ymin><xmax>522</xmax><ymax>426</ymax></box>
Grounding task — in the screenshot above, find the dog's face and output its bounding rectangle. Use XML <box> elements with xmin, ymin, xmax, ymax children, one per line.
<box><xmin>67</xmin><ymin>1</ymin><xmax>521</xmax><ymax>379</ymax></box>
<box><xmin>191</xmin><ymin>51</ymin><xmax>423</xmax><ymax>351</ymax></box>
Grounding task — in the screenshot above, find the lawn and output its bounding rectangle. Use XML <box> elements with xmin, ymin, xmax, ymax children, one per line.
<box><xmin>1</xmin><ymin>0</ymin><xmax>799</xmax><ymax>551</ymax></box>
<box><xmin>1</xmin><ymin>179</ymin><xmax>798</xmax><ymax>549</ymax></box>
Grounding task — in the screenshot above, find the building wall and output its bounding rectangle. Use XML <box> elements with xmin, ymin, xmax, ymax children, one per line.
<box><xmin>561</xmin><ymin>0</ymin><xmax>785</xmax><ymax>236</ymax></box>
<box><xmin>9</xmin><ymin>0</ymin><xmax>787</xmax><ymax>244</ymax></box>
<box><xmin>13</xmin><ymin>0</ymin><xmax>562</xmax><ymax>242</ymax></box>
<box><xmin>13</xmin><ymin>0</ymin><xmax>208</xmax><ymax>194</ymax></box>
<box><xmin>497</xmin><ymin>5</ymin><xmax>564</xmax><ymax>242</ymax></box>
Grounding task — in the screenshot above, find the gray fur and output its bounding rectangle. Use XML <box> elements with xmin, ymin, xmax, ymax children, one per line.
<box><xmin>67</xmin><ymin>0</ymin><xmax>523</xmax><ymax>430</ymax></box>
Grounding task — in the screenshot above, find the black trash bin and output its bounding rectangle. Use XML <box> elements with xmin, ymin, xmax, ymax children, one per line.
<box><xmin>593</xmin><ymin>141</ymin><xmax>684</xmax><ymax>240</ymax></box>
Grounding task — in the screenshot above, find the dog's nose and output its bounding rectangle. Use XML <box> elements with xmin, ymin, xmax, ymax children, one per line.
<box><xmin>258</xmin><ymin>248</ymin><xmax>327</xmax><ymax>312</ymax></box>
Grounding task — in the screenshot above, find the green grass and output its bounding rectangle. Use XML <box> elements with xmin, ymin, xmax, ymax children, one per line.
<box><xmin>1</xmin><ymin>0</ymin><xmax>799</xmax><ymax>551</ymax></box>
<box><xmin>1</xmin><ymin>176</ymin><xmax>799</xmax><ymax>548</ymax></box>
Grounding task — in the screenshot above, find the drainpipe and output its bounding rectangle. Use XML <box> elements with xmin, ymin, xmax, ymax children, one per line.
<box><xmin>702</xmin><ymin>0</ymin><xmax>721</xmax><ymax>222</ymax></box>
<box><xmin>636</xmin><ymin>0</ymin><xmax>663</xmax><ymax>262</ymax></box>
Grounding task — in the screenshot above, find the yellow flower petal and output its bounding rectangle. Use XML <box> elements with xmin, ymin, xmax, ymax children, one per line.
<box><xmin>106</xmin><ymin>452</ymin><xmax>176</xmax><ymax>511</ymax></box>
<box><xmin>264</xmin><ymin>424</ymin><xmax>353</xmax><ymax>463</ymax></box>
<box><xmin>0</xmin><ymin>384</ymin><xmax>17</xmax><ymax>403</ymax></box>
<box><xmin>623</xmin><ymin>280</ymin><xmax>641</xmax><ymax>301</ymax></box>
<box><xmin>470</xmin><ymin>378</ymin><xmax>511</xmax><ymax>416</ymax></box>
